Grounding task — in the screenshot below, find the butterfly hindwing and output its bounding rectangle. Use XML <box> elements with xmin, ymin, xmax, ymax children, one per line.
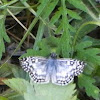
<box><xmin>20</xmin><ymin>57</ymin><xmax>50</xmax><ymax>84</ymax></box>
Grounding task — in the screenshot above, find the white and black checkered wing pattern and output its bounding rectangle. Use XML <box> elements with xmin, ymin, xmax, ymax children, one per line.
<box><xmin>52</xmin><ymin>59</ymin><xmax>85</xmax><ymax>86</ymax></box>
<box><xmin>20</xmin><ymin>57</ymin><xmax>49</xmax><ymax>84</ymax></box>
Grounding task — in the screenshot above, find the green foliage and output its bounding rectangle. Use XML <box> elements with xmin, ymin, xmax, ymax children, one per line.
<box><xmin>76</xmin><ymin>47</ymin><xmax>100</xmax><ymax>65</ymax></box>
<box><xmin>66</xmin><ymin>9</ymin><xmax>82</xmax><ymax>20</ymax></box>
<box><xmin>0</xmin><ymin>63</ymin><xmax>27</xmax><ymax>100</ymax></box>
<box><xmin>20</xmin><ymin>0</ymin><xmax>28</xmax><ymax>3</ymax></box>
<box><xmin>0</xmin><ymin>96</ymin><xmax>8</xmax><ymax>100</ymax></box>
<box><xmin>67</xmin><ymin>0</ymin><xmax>87</xmax><ymax>12</ymax></box>
<box><xmin>0</xmin><ymin>0</ymin><xmax>100</xmax><ymax>100</ymax></box>
<box><xmin>0</xmin><ymin>63</ymin><xmax>13</xmax><ymax>77</ymax></box>
<box><xmin>4</xmin><ymin>78</ymin><xmax>77</xmax><ymax>100</ymax></box>
<box><xmin>37</xmin><ymin>0</ymin><xmax>50</xmax><ymax>16</ymax></box>
<box><xmin>82</xmin><ymin>36</ymin><xmax>100</xmax><ymax>47</ymax></box>
<box><xmin>33</xmin><ymin>0</ymin><xmax>59</xmax><ymax>49</ymax></box>
<box><xmin>75</xmin><ymin>41</ymin><xmax>92</xmax><ymax>50</ymax></box>
<box><xmin>0</xmin><ymin>15</ymin><xmax>10</xmax><ymax>59</ymax></box>
<box><xmin>0</xmin><ymin>63</ymin><xmax>29</xmax><ymax>87</ymax></box>
<box><xmin>78</xmin><ymin>74</ymin><xmax>100</xmax><ymax>99</ymax></box>
<box><xmin>0</xmin><ymin>86</ymin><xmax>24</xmax><ymax>100</ymax></box>
<box><xmin>11</xmin><ymin>65</ymin><xmax>29</xmax><ymax>80</ymax></box>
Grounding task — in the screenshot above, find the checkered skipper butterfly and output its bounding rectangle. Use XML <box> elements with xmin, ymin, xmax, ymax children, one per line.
<box><xmin>20</xmin><ymin>53</ymin><xmax>85</xmax><ymax>86</ymax></box>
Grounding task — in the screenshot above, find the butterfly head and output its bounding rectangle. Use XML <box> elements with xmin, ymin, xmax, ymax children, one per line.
<box><xmin>50</xmin><ymin>53</ymin><xmax>57</xmax><ymax>59</ymax></box>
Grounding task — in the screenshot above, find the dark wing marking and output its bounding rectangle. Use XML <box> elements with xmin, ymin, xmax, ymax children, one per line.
<box><xmin>20</xmin><ymin>57</ymin><xmax>50</xmax><ymax>84</ymax></box>
<box><xmin>52</xmin><ymin>58</ymin><xmax>85</xmax><ymax>86</ymax></box>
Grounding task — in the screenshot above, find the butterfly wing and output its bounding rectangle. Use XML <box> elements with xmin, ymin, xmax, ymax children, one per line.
<box><xmin>52</xmin><ymin>59</ymin><xmax>85</xmax><ymax>86</ymax></box>
<box><xmin>20</xmin><ymin>57</ymin><xmax>50</xmax><ymax>84</ymax></box>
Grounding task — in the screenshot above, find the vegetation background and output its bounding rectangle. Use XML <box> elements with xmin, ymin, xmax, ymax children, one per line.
<box><xmin>0</xmin><ymin>0</ymin><xmax>100</xmax><ymax>100</ymax></box>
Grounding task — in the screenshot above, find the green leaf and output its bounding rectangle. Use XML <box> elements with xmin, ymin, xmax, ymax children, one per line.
<box><xmin>59</xmin><ymin>32</ymin><xmax>71</xmax><ymax>58</ymax></box>
<box><xmin>60</xmin><ymin>0</ymin><xmax>71</xmax><ymax>58</ymax></box>
<box><xmin>4</xmin><ymin>78</ymin><xmax>37</xmax><ymax>100</ymax></box>
<box><xmin>1</xmin><ymin>89</ymin><xmax>24</xmax><ymax>100</ymax></box>
<box><xmin>0</xmin><ymin>38</ymin><xmax>5</xmax><ymax>59</ymax></box>
<box><xmin>67</xmin><ymin>9</ymin><xmax>82</xmax><ymax>20</ymax></box>
<box><xmin>0</xmin><ymin>0</ymin><xmax>18</xmax><ymax>9</ymax></box>
<box><xmin>41</xmin><ymin>0</ymin><xmax>59</xmax><ymax>20</ymax></box>
<box><xmin>20</xmin><ymin>48</ymin><xmax>49</xmax><ymax>58</ymax></box>
<box><xmin>0</xmin><ymin>96</ymin><xmax>8</xmax><ymax>100</ymax></box>
<box><xmin>20</xmin><ymin>0</ymin><xmax>28</xmax><ymax>2</ymax></box>
<box><xmin>0</xmin><ymin>16</ymin><xmax>10</xmax><ymax>43</ymax></box>
<box><xmin>72</xmin><ymin>16</ymin><xmax>98</xmax><ymax>45</ymax></box>
<box><xmin>34</xmin><ymin>82</ymin><xmax>76</xmax><ymax>100</ymax></box>
<box><xmin>85</xmin><ymin>48</ymin><xmax>100</xmax><ymax>55</ymax></box>
<box><xmin>71</xmin><ymin>96</ymin><xmax>77</xmax><ymax>100</ymax></box>
<box><xmin>0</xmin><ymin>63</ymin><xmax>14</xmax><ymax>77</ymax></box>
<box><xmin>19</xmin><ymin>49</ymin><xmax>39</xmax><ymax>57</ymax></box>
<box><xmin>67</xmin><ymin>0</ymin><xmax>87</xmax><ymax>12</ymax></box>
<box><xmin>73</xmin><ymin>21</ymin><xmax>100</xmax><ymax>46</ymax></box>
<box><xmin>37</xmin><ymin>0</ymin><xmax>50</xmax><ymax>16</ymax></box>
<box><xmin>78</xmin><ymin>74</ymin><xmax>100</xmax><ymax>99</ymax></box>
<box><xmin>49</xmin><ymin>9</ymin><xmax>62</xmax><ymax>26</ymax></box>
<box><xmin>4</xmin><ymin>78</ymin><xmax>77</xmax><ymax>100</ymax></box>
<box><xmin>0</xmin><ymin>63</ymin><xmax>26</xmax><ymax>79</ymax></box>
<box><xmin>84</xmin><ymin>48</ymin><xmax>100</xmax><ymax>65</ymax></box>
<box><xmin>34</xmin><ymin>0</ymin><xmax>59</xmax><ymax>50</ymax></box>
<box><xmin>11</xmin><ymin>66</ymin><xmax>29</xmax><ymax>80</ymax></box>
<box><xmin>3</xmin><ymin>78</ymin><xmax>35</xmax><ymax>95</ymax></box>
<box><xmin>24</xmin><ymin>93</ymin><xmax>37</xmax><ymax>100</ymax></box>
<box><xmin>83</xmin><ymin>63</ymin><xmax>95</xmax><ymax>75</ymax></box>
<box><xmin>75</xmin><ymin>41</ymin><xmax>92</xmax><ymax>50</ymax></box>
<box><xmin>82</xmin><ymin>36</ymin><xmax>100</xmax><ymax>47</ymax></box>
<box><xmin>31</xmin><ymin>36</ymin><xmax>60</xmax><ymax>57</ymax></box>
<box><xmin>33</xmin><ymin>21</ymin><xmax>45</xmax><ymax>50</ymax></box>
<box><xmin>77</xmin><ymin>48</ymin><xmax>100</xmax><ymax>65</ymax></box>
<box><xmin>68</xmin><ymin>24</ymin><xmax>76</xmax><ymax>32</ymax></box>
<box><xmin>55</xmin><ymin>22</ymin><xmax>63</xmax><ymax>34</ymax></box>
<box><xmin>7</xmin><ymin>2</ymin><xmax>25</xmax><ymax>15</ymax></box>
<box><xmin>8</xmin><ymin>95</ymin><xmax>24</xmax><ymax>100</ymax></box>
<box><xmin>0</xmin><ymin>15</ymin><xmax>10</xmax><ymax>59</ymax></box>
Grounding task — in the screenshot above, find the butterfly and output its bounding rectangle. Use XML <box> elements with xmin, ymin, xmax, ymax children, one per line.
<box><xmin>20</xmin><ymin>53</ymin><xmax>86</xmax><ymax>86</ymax></box>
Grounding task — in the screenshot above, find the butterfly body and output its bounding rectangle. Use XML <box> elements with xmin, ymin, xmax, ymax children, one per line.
<box><xmin>46</xmin><ymin>58</ymin><xmax>57</xmax><ymax>75</ymax></box>
<box><xmin>20</xmin><ymin>54</ymin><xmax>85</xmax><ymax>86</ymax></box>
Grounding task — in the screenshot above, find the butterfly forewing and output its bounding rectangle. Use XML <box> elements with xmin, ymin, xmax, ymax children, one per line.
<box><xmin>73</xmin><ymin>60</ymin><xmax>85</xmax><ymax>76</ymax></box>
<box><xmin>52</xmin><ymin>59</ymin><xmax>85</xmax><ymax>86</ymax></box>
<box><xmin>20</xmin><ymin>57</ymin><xmax>50</xmax><ymax>84</ymax></box>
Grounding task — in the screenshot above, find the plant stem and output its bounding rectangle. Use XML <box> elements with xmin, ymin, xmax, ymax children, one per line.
<box><xmin>1</xmin><ymin>17</ymin><xmax>38</xmax><ymax>67</ymax></box>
